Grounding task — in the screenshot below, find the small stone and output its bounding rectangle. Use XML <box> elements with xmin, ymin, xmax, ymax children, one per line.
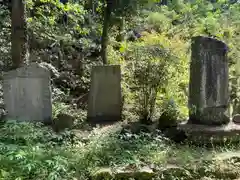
<box><xmin>233</xmin><ymin>114</ymin><xmax>240</xmax><ymax>124</ymax></box>
<box><xmin>54</xmin><ymin>113</ymin><xmax>75</xmax><ymax>132</ymax></box>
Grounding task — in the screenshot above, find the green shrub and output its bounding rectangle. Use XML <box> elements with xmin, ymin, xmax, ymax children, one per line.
<box><xmin>52</xmin><ymin>102</ymin><xmax>87</xmax><ymax>128</ymax></box>
<box><xmin>0</xmin><ymin>121</ymin><xmax>78</xmax><ymax>180</ymax></box>
<box><xmin>147</xmin><ymin>12</ymin><xmax>171</xmax><ymax>32</ymax></box>
<box><xmin>123</xmin><ymin>44</ymin><xmax>178</xmax><ymax>124</ymax></box>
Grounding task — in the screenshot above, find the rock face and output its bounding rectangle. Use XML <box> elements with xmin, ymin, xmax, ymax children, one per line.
<box><xmin>188</xmin><ymin>36</ymin><xmax>229</xmax><ymax>125</ymax></box>
<box><xmin>87</xmin><ymin>65</ymin><xmax>122</xmax><ymax>124</ymax></box>
<box><xmin>3</xmin><ymin>63</ymin><xmax>52</xmax><ymax>124</ymax></box>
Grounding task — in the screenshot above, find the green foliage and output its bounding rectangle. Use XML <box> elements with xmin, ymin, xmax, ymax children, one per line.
<box><xmin>1</xmin><ymin>1</ymin><xmax>240</xmax><ymax>178</ymax></box>
<box><xmin>0</xmin><ymin>121</ymin><xmax>78</xmax><ymax>180</ymax></box>
<box><xmin>124</xmin><ymin>44</ymin><xmax>178</xmax><ymax>123</ymax></box>
<box><xmin>52</xmin><ymin>102</ymin><xmax>87</xmax><ymax>126</ymax></box>
<box><xmin>27</xmin><ymin>0</ymin><xmax>86</xmax><ymax>34</ymax></box>
<box><xmin>1</xmin><ymin>0</ymin><xmax>238</xmax><ymax>122</ymax></box>
<box><xmin>162</xmin><ymin>98</ymin><xmax>180</xmax><ymax>120</ymax></box>
<box><xmin>52</xmin><ymin>102</ymin><xmax>72</xmax><ymax>119</ymax></box>
<box><xmin>0</xmin><ymin>6</ymin><xmax>11</xmax><ymax>69</ymax></box>
<box><xmin>0</xmin><ymin>122</ymin><xmax>240</xmax><ymax>179</ymax></box>
<box><xmin>147</xmin><ymin>12</ymin><xmax>171</xmax><ymax>33</ymax></box>
<box><xmin>0</xmin><ymin>120</ymin><xmax>53</xmax><ymax>145</ymax></box>
<box><xmin>114</xmin><ymin>32</ymin><xmax>189</xmax><ymax>122</ymax></box>
<box><xmin>118</xmin><ymin>0</ymin><xmax>239</xmax><ymax>122</ymax></box>
<box><xmin>111</xmin><ymin>0</ymin><xmax>158</xmax><ymax>17</ymax></box>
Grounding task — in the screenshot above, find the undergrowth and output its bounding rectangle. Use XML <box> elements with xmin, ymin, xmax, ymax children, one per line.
<box><xmin>0</xmin><ymin>121</ymin><xmax>240</xmax><ymax>180</ymax></box>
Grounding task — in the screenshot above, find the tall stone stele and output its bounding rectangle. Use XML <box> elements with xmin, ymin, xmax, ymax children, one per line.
<box><xmin>3</xmin><ymin>63</ymin><xmax>52</xmax><ymax>124</ymax></box>
<box><xmin>188</xmin><ymin>36</ymin><xmax>230</xmax><ymax>125</ymax></box>
<box><xmin>87</xmin><ymin>65</ymin><xmax>122</xmax><ymax>123</ymax></box>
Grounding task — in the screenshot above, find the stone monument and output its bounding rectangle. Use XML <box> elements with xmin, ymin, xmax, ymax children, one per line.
<box><xmin>87</xmin><ymin>65</ymin><xmax>122</xmax><ymax>123</ymax></box>
<box><xmin>178</xmin><ymin>36</ymin><xmax>240</xmax><ymax>144</ymax></box>
<box><xmin>3</xmin><ymin>63</ymin><xmax>52</xmax><ymax>124</ymax></box>
<box><xmin>188</xmin><ymin>36</ymin><xmax>229</xmax><ymax>125</ymax></box>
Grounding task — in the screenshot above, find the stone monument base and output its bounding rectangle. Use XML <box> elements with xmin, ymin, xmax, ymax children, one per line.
<box><xmin>178</xmin><ymin>121</ymin><xmax>240</xmax><ymax>145</ymax></box>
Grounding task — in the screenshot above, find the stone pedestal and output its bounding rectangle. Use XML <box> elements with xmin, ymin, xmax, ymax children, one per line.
<box><xmin>178</xmin><ymin>122</ymin><xmax>240</xmax><ymax>145</ymax></box>
<box><xmin>87</xmin><ymin>65</ymin><xmax>122</xmax><ymax>124</ymax></box>
<box><xmin>188</xmin><ymin>36</ymin><xmax>230</xmax><ymax>125</ymax></box>
<box><xmin>3</xmin><ymin>63</ymin><xmax>52</xmax><ymax>124</ymax></box>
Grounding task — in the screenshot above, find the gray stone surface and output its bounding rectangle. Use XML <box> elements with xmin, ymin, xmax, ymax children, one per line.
<box><xmin>179</xmin><ymin>121</ymin><xmax>240</xmax><ymax>134</ymax></box>
<box><xmin>87</xmin><ymin>65</ymin><xmax>122</xmax><ymax>123</ymax></box>
<box><xmin>3</xmin><ymin>63</ymin><xmax>52</xmax><ymax>124</ymax></box>
<box><xmin>178</xmin><ymin>121</ymin><xmax>240</xmax><ymax>145</ymax></box>
<box><xmin>188</xmin><ymin>36</ymin><xmax>230</xmax><ymax>125</ymax></box>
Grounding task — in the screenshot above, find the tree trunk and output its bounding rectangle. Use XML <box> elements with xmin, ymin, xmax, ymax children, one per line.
<box><xmin>89</xmin><ymin>0</ymin><xmax>95</xmax><ymax>15</ymax></box>
<box><xmin>116</xmin><ymin>17</ymin><xmax>125</xmax><ymax>42</ymax></box>
<box><xmin>11</xmin><ymin>0</ymin><xmax>29</xmax><ymax>69</ymax></box>
<box><xmin>101</xmin><ymin>1</ymin><xmax>112</xmax><ymax>64</ymax></box>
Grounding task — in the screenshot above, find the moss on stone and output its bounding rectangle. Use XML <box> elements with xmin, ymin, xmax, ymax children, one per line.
<box><xmin>114</xmin><ymin>166</ymin><xmax>156</xmax><ymax>180</ymax></box>
<box><xmin>91</xmin><ymin>168</ymin><xmax>113</xmax><ymax>180</ymax></box>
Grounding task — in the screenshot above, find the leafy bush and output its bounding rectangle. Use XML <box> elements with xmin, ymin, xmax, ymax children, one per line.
<box><xmin>0</xmin><ymin>121</ymin><xmax>78</xmax><ymax>180</ymax></box>
<box><xmin>52</xmin><ymin>102</ymin><xmax>72</xmax><ymax>119</ymax></box>
<box><xmin>52</xmin><ymin>102</ymin><xmax>87</xmax><ymax>127</ymax></box>
<box><xmin>158</xmin><ymin>98</ymin><xmax>181</xmax><ymax>130</ymax></box>
<box><xmin>147</xmin><ymin>12</ymin><xmax>171</xmax><ymax>33</ymax></box>
<box><xmin>123</xmin><ymin>44</ymin><xmax>178</xmax><ymax>124</ymax></box>
<box><xmin>0</xmin><ymin>121</ymin><xmax>165</xmax><ymax>180</ymax></box>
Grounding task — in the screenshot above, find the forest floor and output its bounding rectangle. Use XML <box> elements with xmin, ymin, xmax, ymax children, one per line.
<box><xmin>71</xmin><ymin>122</ymin><xmax>240</xmax><ymax>179</ymax></box>
<box><xmin>1</xmin><ymin>121</ymin><xmax>240</xmax><ymax>179</ymax></box>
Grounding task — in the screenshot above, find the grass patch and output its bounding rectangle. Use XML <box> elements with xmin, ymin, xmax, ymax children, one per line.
<box><xmin>0</xmin><ymin>121</ymin><xmax>240</xmax><ymax>179</ymax></box>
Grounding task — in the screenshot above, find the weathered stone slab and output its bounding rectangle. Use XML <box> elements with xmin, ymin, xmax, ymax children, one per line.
<box><xmin>188</xmin><ymin>36</ymin><xmax>230</xmax><ymax>125</ymax></box>
<box><xmin>3</xmin><ymin>63</ymin><xmax>52</xmax><ymax>124</ymax></box>
<box><xmin>87</xmin><ymin>65</ymin><xmax>122</xmax><ymax>123</ymax></box>
<box><xmin>178</xmin><ymin>121</ymin><xmax>240</xmax><ymax>145</ymax></box>
<box><xmin>179</xmin><ymin>121</ymin><xmax>240</xmax><ymax>134</ymax></box>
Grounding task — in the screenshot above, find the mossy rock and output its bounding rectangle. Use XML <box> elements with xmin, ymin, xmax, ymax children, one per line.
<box><xmin>91</xmin><ymin>168</ymin><xmax>113</xmax><ymax>180</ymax></box>
<box><xmin>158</xmin><ymin>112</ymin><xmax>178</xmax><ymax>131</ymax></box>
<box><xmin>134</xmin><ymin>167</ymin><xmax>156</xmax><ymax>179</ymax></box>
<box><xmin>53</xmin><ymin>113</ymin><xmax>75</xmax><ymax>132</ymax></box>
<box><xmin>159</xmin><ymin>165</ymin><xmax>192</xmax><ymax>179</ymax></box>
<box><xmin>114</xmin><ymin>170</ymin><xmax>134</xmax><ymax>179</ymax></box>
<box><xmin>114</xmin><ymin>166</ymin><xmax>156</xmax><ymax>180</ymax></box>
